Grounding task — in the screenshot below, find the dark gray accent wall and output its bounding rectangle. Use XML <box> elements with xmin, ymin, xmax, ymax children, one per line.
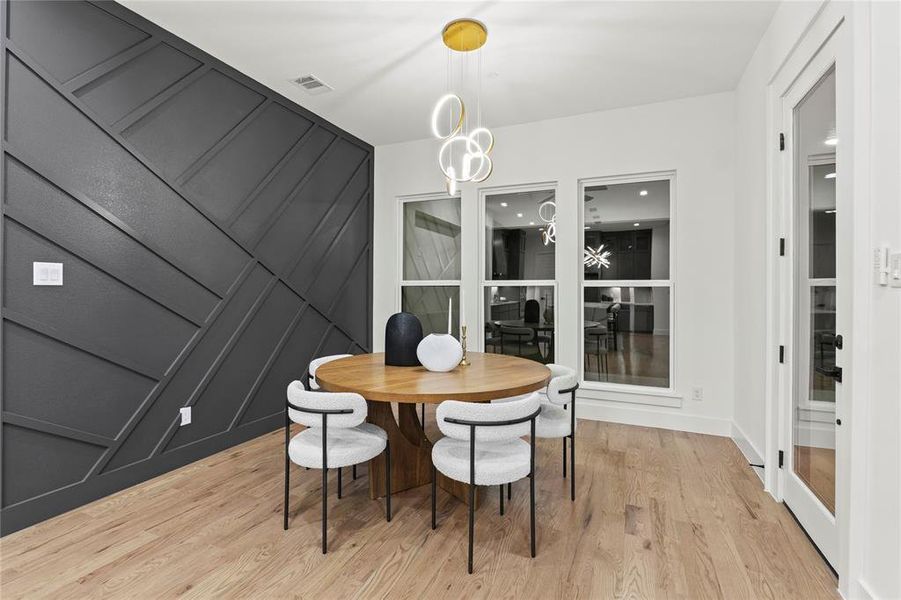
<box><xmin>0</xmin><ymin>0</ymin><xmax>373</xmax><ymax>534</ymax></box>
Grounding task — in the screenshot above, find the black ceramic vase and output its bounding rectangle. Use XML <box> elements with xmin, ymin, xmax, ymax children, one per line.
<box><xmin>385</xmin><ymin>312</ymin><xmax>423</xmax><ymax>366</ymax></box>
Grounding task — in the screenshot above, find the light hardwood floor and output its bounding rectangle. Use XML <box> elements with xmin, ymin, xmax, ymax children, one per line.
<box><xmin>0</xmin><ymin>418</ymin><xmax>839</xmax><ymax>599</ymax></box>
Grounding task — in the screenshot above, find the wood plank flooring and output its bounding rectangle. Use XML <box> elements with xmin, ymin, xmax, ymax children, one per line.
<box><xmin>0</xmin><ymin>418</ymin><xmax>839</xmax><ymax>599</ymax></box>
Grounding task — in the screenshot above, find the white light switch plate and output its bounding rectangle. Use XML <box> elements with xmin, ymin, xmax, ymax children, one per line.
<box><xmin>180</xmin><ymin>407</ymin><xmax>192</xmax><ymax>426</ymax></box>
<box><xmin>33</xmin><ymin>262</ymin><xmax>63</xmax><ymax>286</ymax></box>
<box><xmin>890</xmin><ymin>252</ymin><xmax>901</xmax><ymax>288</ymax></box>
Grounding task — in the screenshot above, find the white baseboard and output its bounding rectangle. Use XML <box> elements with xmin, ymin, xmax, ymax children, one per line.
<box><xmin>731</xmin><ymin>421</ymin><xmax>766</xmax><ymax>483</ymax></box>
<box><xmin>846</xmin><ymin>579</ymin><xmax>876</xmax><ymax>600</ymax></box>
<box><xmin>576</xmin><ymin>398</ymin><xmax>732</xmax><ymax>437</ymax></box>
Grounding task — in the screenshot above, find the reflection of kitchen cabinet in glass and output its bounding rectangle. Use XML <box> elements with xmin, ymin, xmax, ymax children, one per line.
<box><xmin>492</xmin><ymin>229</ymin><xmax>526</xmax><ymax>279</ymax></box>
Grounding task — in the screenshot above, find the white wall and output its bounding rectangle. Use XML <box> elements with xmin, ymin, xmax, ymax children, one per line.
<box><xmin>732</xmin><ymin>0</ymin><xmax>826</xmax><ymax>467</ymax></box>
<box><xmin>375</xmin><ymin>92</ymin><xmax>736</xmax><ymax>435</ymax></box>
<box><xmin>846</xmin><ymin>3</ymin><xmax>901</xmax><ymax>597</ymax></box>
<box><xmin>733</xmin><ymin>1</ymin><xmax>901</xmax><ymax>597</ymax></box>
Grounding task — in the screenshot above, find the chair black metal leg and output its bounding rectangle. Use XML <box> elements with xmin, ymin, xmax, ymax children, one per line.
<box><xmin>283</xmin><ymin>411</ymin><xmax>290</xmax><ymax>531</ymax></box>
<box><xmin>562</xmin><ymin>436</ymin><xmax>567</xmax><ymax>478</ymax></box>
<box><xmin>337</xmin><ymin>467</ymin><xmax>342</xmax><ymax>499</ymax></box>
<box><xmin>571</xmin><ymin>391</ymin><xmax>577</xmax><ymax>501</ymax></box>
<box><xmin>468</xmin><ymin>426</ymin><xmax>475</xmax><ymax>574</ymax></box>
<box><xmin>507</xmin><ymin>481</ymin><xmax>511</xmax><ymax>500</ymax></box>
<box><xmin>431</xmin><ymin>463</ymin><xmax>437</xmax><ymax>530</ymax></box>
<box><xmin>499</xmin><ymin>484</ymin><xmax>505</xmax><ymax>515</ymax></box>
<box><xmin>570</xmin><ymin>434</ymin><xmax>576</xmax><ymax>501</ymax></box>
<box><xmin>353</xmin><ymin>464</ymin><xmax>357</xmax><ymax>480</ymax></box>
<box><xmin>321</xmin><ymin>466</ymin><xmax>328</xmax><ymax>554</ymax></box>
<box><xmin>322</xmin><ymin>414</ymin><xmax>328</xmax><ymax>554</ymax></box>
<box><xmin>421</xmin><ymin>403</ymin><xmax>425</xmax><ymax>427</ymax></box>
<box><xmin>385</xmin><ymin>441</ymin><xmax>392</xmax><ymax>522</ymax></box>
<box><xmin>530</xmin><ymin>418</ymin><xmax>537</xmax><ymax>558</ymax></box>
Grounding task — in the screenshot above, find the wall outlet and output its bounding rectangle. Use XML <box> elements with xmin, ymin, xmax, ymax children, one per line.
<box><xmin>179</xmin><ymin>406</ymin><xmax>192</xmax><ymax>426</ymax></box>
<box><xmin>33</xmin><ymin>262</ymin><xmax>63</xmax><ymax>286</ymax></box>
<box><xmin>692</xmin><ymin>386</ymin><xmax>704</xmax><ymax>401</ymax></box>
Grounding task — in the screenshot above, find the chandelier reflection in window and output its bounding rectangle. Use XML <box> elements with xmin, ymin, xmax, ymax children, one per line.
<box><xmin>583</xmin><ymin>244</ymin><xmax>613</xmax><ymax>269</ymax></box>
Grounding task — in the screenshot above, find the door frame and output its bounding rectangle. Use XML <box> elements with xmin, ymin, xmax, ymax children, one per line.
<box><xmin>765</xmin><ymin>1</ymin><xmax>855</xmax><ymax>583</ymax></box>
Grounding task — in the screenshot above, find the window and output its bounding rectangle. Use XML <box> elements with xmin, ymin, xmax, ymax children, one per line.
<box><xmin>581</xmin><ymin>175</ymin><xmax>674</xmax><ymax>389</ymax></box>
<box><xmin>481</xmin><ymin>186</ymin><xmax>556</xmax><ymax>363</ymax></box>
<box><xmin>399</xmin><ymin>195</ymin><xmax>460</xmax><ymax>336</ymax></box>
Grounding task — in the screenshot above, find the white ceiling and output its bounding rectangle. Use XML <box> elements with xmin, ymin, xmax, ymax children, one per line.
<box><xmin>122</xmin><ymin>0</ymin><xmax>778</xmax><ymax>146</ymax></box>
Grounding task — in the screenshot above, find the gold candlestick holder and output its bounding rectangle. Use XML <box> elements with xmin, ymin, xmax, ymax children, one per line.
<box><xmin>460</xmin><ymin>325</ymin><xmax>470</xmax><ymax>366</ymax></box>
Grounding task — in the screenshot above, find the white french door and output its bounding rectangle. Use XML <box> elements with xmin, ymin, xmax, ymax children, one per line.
<box><xmin>778</xmin><ymin>26</ymin><xmax>848</xmax><ymax>571</ymax></box>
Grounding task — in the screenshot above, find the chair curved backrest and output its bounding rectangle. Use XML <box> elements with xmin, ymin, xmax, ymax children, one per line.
<box><xmin>436</xmin><ymin>393</ymin><xmax>540</xmax><ymax>442</ymax></box>
<box><xmin>286</xmin><ymin>381</ymin><xmax>366</xmax><ymax>428</ymax></box>
<box><xmin>545</xmin><ymin>364</ymin><xmax>578</xmax><ymax>405</ymax></box>
<box><xmin>500</xmin><ymin>325</ymin><xmax>534</xmax><ymax>341</ymax></box>
<box><xmin>308</xmin><ymin>354</ymin><xmax>352</xmax><ymax>390</ymax></box>
<box><xmin>524</xmin><ymin>299</ymin><xmax>540</xmax><ymax>323</ymax></box>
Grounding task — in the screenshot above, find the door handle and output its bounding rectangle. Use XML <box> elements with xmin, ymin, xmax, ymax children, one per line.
<box><xmin>815</xmin><ymin>365</ymin><xmax>843</xmax><ymax>383</ymax></box>
<box><xmin>834</xmin><ymin>334</ymin><xmax>843</xmax><ymax>350</ymax></box>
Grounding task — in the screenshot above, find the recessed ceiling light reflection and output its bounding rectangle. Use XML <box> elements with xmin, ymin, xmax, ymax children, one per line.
<box><xmin>825</xmin><ymin>209</ymin><xmax>836</xmax><ymax>214</ymax></box>
<box><xmin>825</xmin><ymin>172</ymin><xmax>836</xmax><ymax>179</ymax></box>
<box><xmin>639</xmin><ymin>190</ymin><xmax>648</xmax><ymax>196</ymax></box>
<box><xmin>516</xmin><ymin>213</ymin><xmax>523</xmax><ymax>218</ymax></box>
<box><xmin>633</xmin><ymin>222</ymin><xmax>640</xmax><ymax>227</ymax></box>
<box><xmin>529</xmin><ymin>221</ymin><xmax>535</xmax><ymax>225</ymax></box>
<box><xmin>824</xmin><ymin>136</ymin><xmax>838</xmax><ymax>146</ymax></box>
<box><xmin>500</xmin><ymin>202</ymin><xmax>508</xmax><ymax>207</ymax></box>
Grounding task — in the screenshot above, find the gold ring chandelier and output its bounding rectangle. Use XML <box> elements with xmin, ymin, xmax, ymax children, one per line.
<box><xmin>431</xmin><ymin>19</ymin><xmax>494</xmax><ymax>195</ymax></box>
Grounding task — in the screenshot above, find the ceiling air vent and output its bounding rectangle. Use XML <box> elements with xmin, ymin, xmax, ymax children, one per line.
<box><xmin>291</xmin><ymin>74</ymin><xmax>333</xmax><ymax>95</ymax></box>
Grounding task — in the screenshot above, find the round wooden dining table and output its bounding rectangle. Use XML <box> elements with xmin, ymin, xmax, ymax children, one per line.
<box><xmin>315</xmin><ymin>352</ymin><xmax>550</xmax><ymax>506</ymax></box>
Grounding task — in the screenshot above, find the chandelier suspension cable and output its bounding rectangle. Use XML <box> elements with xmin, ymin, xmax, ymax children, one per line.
<box><xmin>432</xmin><ymin>18</ymin><xmax>493</xmax><ymax>194</ymax></box>
<box><xmin>477</xmin><ymin>45</ymin><xmax>482</xmax><ymax>131</ymax></box>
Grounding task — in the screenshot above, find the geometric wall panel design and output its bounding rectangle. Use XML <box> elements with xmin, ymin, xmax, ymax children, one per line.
<box><xmin>1</xmin><ymin>0</ymin><xmax>373</xmax><ymax>534</ymax></box>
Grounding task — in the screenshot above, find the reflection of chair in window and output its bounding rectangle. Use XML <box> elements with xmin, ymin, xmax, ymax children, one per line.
<box><xmin>524</xmin><ymin>299</ymin><xmax>552</xmax><ymax>356</ymax></box>
<box><xmin>500</xmin><ymin>326</ymin><xmax>543</xmax><ymax>361</ymax></box>
<box><xmin>484</xmin><ymin>322</ymin><xmax>501</xmax><ymax>352</ymax></box>
<box><xmin>607</xmin><ymin>303</ymin><xmax>621</xmax><ymax>351</ymax></box>
<box><xmin>585</xmin><ymin>325</ymin><xmax>609</xmax><ymax>380</ymax></box>
<box><xmin>524</xmin><ymin>299</ymin><xmax>540</xmax><ymax>322</ymax></box>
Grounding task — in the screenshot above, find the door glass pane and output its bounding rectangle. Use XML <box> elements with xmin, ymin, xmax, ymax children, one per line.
<box><xmin>484</xmin><ymin>285</ymin><xmax>554</xmax><ymax>363</ymax></box>
<box><xmin>793</xmin><ymin>67</ymin><xmax>836</xmax><ymax>515</ymax></box>
<box><xmin>402</xmin><ymin>286</ymin><xmax>459</xmax><ymax>338</ymax></box>
<box><xmin>584</xmin><ymin>180</ymin><xmax>670</xmax><ymax>281</ymax></box>
<box><xmin>485</xmin><ymin>190</ymin><xmax>555</xmax><ymax>280</ymax></box>
<box><xmin>584</xmin><ymin>286</ymin><xmax>670</xmax><ymax>387</ymax></box>
<box><xmin>403</xmin><ymin>198</ymin><xmax>461</xmax><ymax>280</ymax></box>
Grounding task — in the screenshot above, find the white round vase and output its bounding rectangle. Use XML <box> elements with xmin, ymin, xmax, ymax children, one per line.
<box><xmin>416</xmin><ymin>334</ymin><xmax>463</xmax><ymax>373</ymax></box>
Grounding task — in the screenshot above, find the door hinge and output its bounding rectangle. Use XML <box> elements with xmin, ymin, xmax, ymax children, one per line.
<box><xmin>779</xmin><ymin>132</ymin><xmax>785</xmax><ymax>151</ymax></box>
<box><xmin>779</xmin><ymin>345</ymin><xmax>785</xmax><ymax>363</ymax></box>
<box><xmin>779</xmin><ymin>237</ymin><xmax>785</xmax><ymax>256</ymax></box>
<box><xmin>778</xmin><ymin>450</ymin><xmax>784</xmax><ymax>468</ymax></box>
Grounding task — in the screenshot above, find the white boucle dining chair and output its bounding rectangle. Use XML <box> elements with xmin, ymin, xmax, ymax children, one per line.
<box><xmin>308</xmin><ymin>354</ymin><xmax>366</xmax><ymax>481</ymax></box>
<box><xmin>535</xmin><ymin>364</ymin><xmax>580</xmax><ymax>501</ymax></box>
<box><xmin>430</xmin><ymin>393</ymin><xmax>541</xmax><ymax>574</ymax></box>
<box><xmin>283</xmin><ymin>381</ymin><xmax>391</xmax><ymax>554</ymax></box>
<box><xmin>491</xmin><ymin>364</ymin><xmax>580</xmax><ymax>502</ymax></box>
<box><xmin>307</xmin><ymin>354</ymin><xmax>352</xmax><ymax>390</ymax></box>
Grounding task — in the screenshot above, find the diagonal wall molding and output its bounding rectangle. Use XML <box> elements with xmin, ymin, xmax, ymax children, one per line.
<box><xmin>1</xmin><ymin>0</ymin><xmax>373</xmax><ymax>534</ymax></box>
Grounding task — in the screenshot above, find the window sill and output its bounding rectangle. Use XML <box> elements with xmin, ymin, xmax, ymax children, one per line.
<box><xmin>578</xmin><ymin>382</ymin><xmax>683</xmax><ymax>408</ymax></box>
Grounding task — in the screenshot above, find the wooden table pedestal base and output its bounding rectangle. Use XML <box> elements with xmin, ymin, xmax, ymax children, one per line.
<box><xmin>366</xmin><ymin>402</ymin><xmax>479</xmax><ymax>507</ymax></box>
